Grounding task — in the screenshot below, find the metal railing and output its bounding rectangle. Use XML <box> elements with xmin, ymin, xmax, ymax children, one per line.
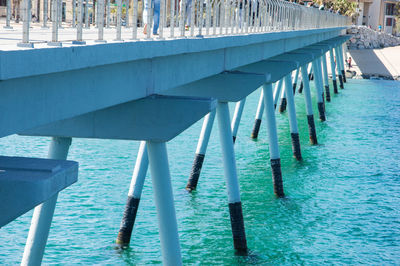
<box><xmin>2</xmin><ymin>0</ymin><xmax>350</xmax><ymax>48</ymax></box>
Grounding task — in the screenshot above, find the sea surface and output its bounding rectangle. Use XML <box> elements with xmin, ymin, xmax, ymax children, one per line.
<box><xmin>1</xmin><ymin>79</ymin><xmax>399</xmax><ymax>265</ymax></box>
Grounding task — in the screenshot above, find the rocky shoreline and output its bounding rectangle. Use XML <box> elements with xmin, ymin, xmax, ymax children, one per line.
<box><xmin>342</xmin><ymin>70</ymin><xmax>400</xmax><ymax>81</ymax></box>
<box><xmin>347</xmin><ymin>26</ymin><xmax>400</xmax><ymax>50</ymax></box>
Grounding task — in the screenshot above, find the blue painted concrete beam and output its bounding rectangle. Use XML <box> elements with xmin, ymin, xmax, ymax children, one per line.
<box><xmin>21</xmin><ymin>95</ymin><xmax>216</xmax><ymax>142</ymax></box>
<box><xmin>0</xmin><ymin>156</ymin><xmax>78</xmax><ymax>228</ymax></box>
<box><xmin>163</xmin><ymin>71</ymin><xmax>270</xmax><ymax>102</ymax></box>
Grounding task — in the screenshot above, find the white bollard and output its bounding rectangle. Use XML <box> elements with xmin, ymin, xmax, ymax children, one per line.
<box><xmin>147</xmin><ymin>141</ymin><xmax>182</xmax><ymax>266</ymax></box>
<box><xmin>21</xmin><ymin>137</ymin><xmax>72</xmax><ymax>266</ymax></box>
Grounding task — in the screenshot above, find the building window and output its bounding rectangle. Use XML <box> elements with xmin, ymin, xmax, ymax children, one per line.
<box><xmin>0</xmin><ymin>0</ymin><xmax>6</xmax><ymax>7</ymax></box>
<box><xmin>386</xmin><ymin>17</ymin><xmax>393</xmax><ymax>26</ymax></box>
<box><xmin>386</xmin><ymin>3</ymin><xmax>395</xmax><ymax>15</ymax></box>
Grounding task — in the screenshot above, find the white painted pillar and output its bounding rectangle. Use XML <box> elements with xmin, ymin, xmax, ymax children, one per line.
<box><xmin>231</xmin><ymin>99</ymin><xmax>246</xmax><ymax>143</ymax></box>
<box><xmin>334</xmin><ymin>46</ymin><xmax>344</xmax><ymax>89</ymax></box>
<box><xmin>42</xmin><ymin>0</ymin><xmax>48</xmax><ymax>28</ymax></box>
<box><xmin>21</xmin><ymin>137</ymin><xmax>72</xmax><ymax>266</ymax></box>
<box><xmin>251</xmin><ymin>80</ymin><xmax>282</xmax><ymax>139</ymax></box>
<box><xmin>312</xmin><ymin>59</ymin><xmax>326</xmax><ymax>121</ymax></box>
<box><xmin>186</xmin><ymin>110</ymin><xmax>216</xmax><ymax>191</ymax></box>
<box><xmin>292</xmin><ymin>68</ymin><xmax>299</xmax><ymax>93</ymax></box>
<box><xmin>217</xmin><ymin>101</ymin><xmax>247</xmax><ymax>253</ymax></box>
<box><xmin>147</xmin><ymin>141</ymin><xmax>182</xmax><ymax>266</ymax></box>
<box><xmin>321</xmin><ymin>54</ymin><xmax>331</xmax><ymax>102</ymax></box>
<box><xmin>338</xmin><ymin>44</ymin><xmax>347</xmax><ymax>83</ymax></box>
<box><xmin>300</xmin><ymin>66</ymin><xmax>318</xmax><ymax>145</ymax></box>
<box><xmin>261</xmin><ymin>83</ymin><xmax>284</xmax><ymax>197</ymax></box>
<box><xmin>284</xmin><ymin>74</ymin><xmax>302</xmax><ymax>160</ymax></box>
<box><xmin>273</xmin><ymin>79</ymin><xmax>283</xmax><ymax>108</ymax></box>
<box><xmin>85</xmin><ymin>0</ymin><xmax>89</xmax><ymax>28</ymax></box>
<box><xmin>329</xmin><ymin>48</ymin><xmax>338</xmax><ymax>93</ymax></box>
<box><xmin>251</xmin><ymin>89</ymin><xmax>264</xmax><ymax>139</ymax></box>
<box><xmin>116</xmin><ymin>141</ymin><xmax>149</xmax><ymax>246</ymax></box>
<box><xmin>278</xmin><ymin>78</ymin><xmax>287</xmax><ymax>113</ymax></box>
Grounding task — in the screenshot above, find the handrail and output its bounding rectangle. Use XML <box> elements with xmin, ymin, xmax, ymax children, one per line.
<box><xmin>4</xmin><ymin>0</ymin><xmax>350</xmax><ymax>48</ymax></box>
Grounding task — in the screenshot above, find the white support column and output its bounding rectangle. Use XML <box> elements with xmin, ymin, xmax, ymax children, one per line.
<box><xmin>329</xmin><ymin>48</ymin><xmax>338</xmax><ymax>93</ymax></box>
<box><xmin>231</xmin><ymin>99</ymin><xmax>246</xmax><ymax>143</ymax></box>
<box><xmin>21</xmin><ymin>137</ymin><xmax>72</xmax><ymax>266</ymax></box>
<box><xmin>292</xmin><ymin>68</ymin><xmax>299</xmax><ymax>93</ymax></box>
<box><xmin>261</xmin><ymin>83</ymin><xmax>284</xmax><ymax>198</ymax></box>
<box><xmin>338</xmin><ymin>44</ymin><xmax>347</xmax><ymax>83</ymax></box>
<box><xmin>116</xmin><ymin>141</ymin><xmax>149</xmax><ymax>246</ymax></box>
<box><xmin>312</xmin><ymin>59</ymin><xmax>326</xmax><ymax>121</ymax></box>
<box><xmin>216</xmin><ymin>101</ymin><xmax>247</xmax><ymax>253</ymax></box>
<box><xmin>186</xmin><ymin>110</ymin><xmax>216</xmax><ymax>191</ymax></box>
<box><xmin>300</xmin><ymin>66</ymin><xmax>318</xmax><ymax>145</ymax></box>
<box><xmin>284</xmin><ymin>74</ymin><xmax>302</xmax><ymax>160</ymax></box>
<box><xmin>278</xmin><ymin>79</ymin><xmax>287</xmax><ymax>113</ymax></box>
<box><xmin>334</xmin><ymin>46</ymin><xmax>344</xmax><ymax>89</ymax></box>
<box><xmin>321</xmin><ymin>54</ymin><xmax>331</xmax><ymax>102</ymax></box>
<box><xmin>251</xmin><ymin>89</ymin><xmax>264</xmax><ymax>139</ymax></box>
<box><xmin>251</xmin><ymin>80</ymin><xmax>282</xmax><ymax>139</ymax></box>
<box><xmin>42</xmin><ymin>0</ymin><xmax>48</xmax><ymax>28</ymax></box>
<box><xmin>273</xmin><ymin>79</ymin><xmax>283</xmax><ymax>109</ymax></box>
<box><xmin>147</xmin><ymin>141</ymin><xmax>182</xmax><ymax>266</ymax></box>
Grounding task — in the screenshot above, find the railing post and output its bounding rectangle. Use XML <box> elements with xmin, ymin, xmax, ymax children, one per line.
<box><xmin>4</xmin><ymin>0</ymin><xmax>13</xmax><ymax>29</ymax></box>
<box><xmin>48</xmin><ymin>0</ymin><xmax>61</xmax><ymax>46</ymax></box>
<box><xmin>17</xmin><ymin>0</ymin><xmax>33</xmax><ymax>47</ymax></box>
<box><xmin>96</xmin><ymin>0</ymin><xmax>106</xmax><ymax>42</ymax></box>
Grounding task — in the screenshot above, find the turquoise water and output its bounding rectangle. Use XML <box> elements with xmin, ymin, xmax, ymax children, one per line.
<box><xmin>1</xmin><ymin>79</ymin><xmax>400</xmax><ymax>264</ymax></box>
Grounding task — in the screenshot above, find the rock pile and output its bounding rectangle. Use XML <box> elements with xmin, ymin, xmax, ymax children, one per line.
<box><xmin>347</xmin><ymin>26</ymin><xmax>400</xmax><ymax>50</ymax></box>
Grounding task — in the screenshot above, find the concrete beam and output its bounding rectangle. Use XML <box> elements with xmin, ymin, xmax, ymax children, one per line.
<box><xmin>163</xmin><ymin>71</ymin><xmax>270</xmax><ymax>102</ymax></box>
<box><xmin>235</xmin><ymin>61</ymin><xmax>298</xmax><ymax>84</ymax></box>
<box><xmin>0</xmin><ymin>156</ymin><xmax>78</xmax><ymax>228</ymax></box>
<box><xmin>22</xmin><ymin>95</ymin><xmax>216</xmax><ymax>142</ymax></box>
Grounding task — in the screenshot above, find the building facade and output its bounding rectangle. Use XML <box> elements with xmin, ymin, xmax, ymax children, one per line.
<box><xmin>354</xmin><ymin>0</ymin><xmax>399</xmax><ymax>35</ymax></box>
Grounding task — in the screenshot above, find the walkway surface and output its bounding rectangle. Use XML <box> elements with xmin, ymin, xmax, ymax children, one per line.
<box><xmin>347</xmin><ymin>46</ymin><xmax>400</xmax><ymax>79</ymax></box>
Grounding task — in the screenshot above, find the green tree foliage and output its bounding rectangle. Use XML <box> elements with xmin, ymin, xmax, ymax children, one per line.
<box><xmin>312</xmin><ymin>0</ymin><xmax>357</xmax><ymax>16</ymax></box>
